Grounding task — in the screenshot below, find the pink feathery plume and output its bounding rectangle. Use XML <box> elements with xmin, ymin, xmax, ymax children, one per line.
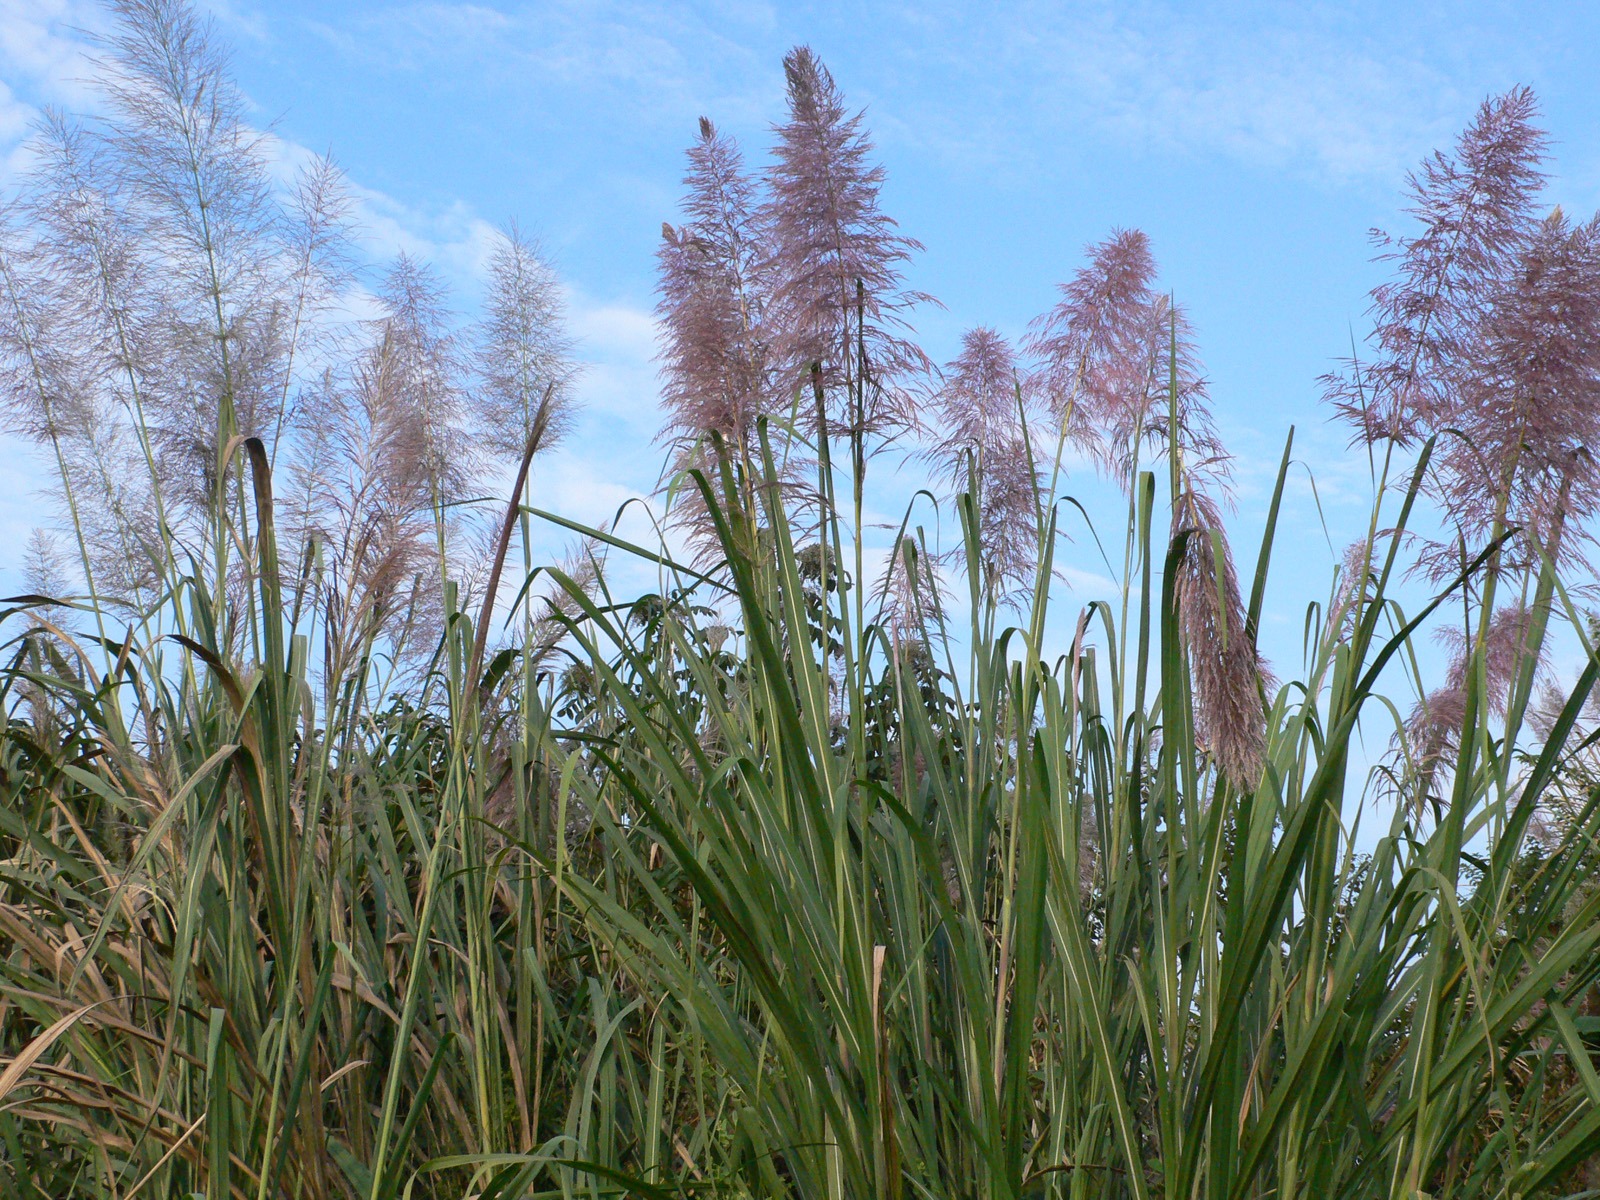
<box><xmin>928</xmin><ymin>326</ymin><xmax>1040</xmax><ymax>605</ymax></box>
<box><xmin>1418</xmin><ymin>209</ymin><xmax>1600</xmax><ymax>583</ymax></box>
<box><xmin>655</xmin><ymin>118</ymin><xmax>780</xmax><ymax>560</ymax></box>
<box><xmin>1032</xmin><ymin>228</ymin><xmax>1267</xmax><ymax>781</ymax></box>
<box><xmin>1026</xmin><ymin>228</ymin><xmax>1158</xmax><ymax>463</ymax></box>
<box><xmin>1324</xmin><ymin>537</ymin><xmax>1379</xmax><ymax>644</ymax></box>
<box><xmin>1328</xmin><ymin>88</ymin><xmax>1600</xmax><ymax>586</ymax></box>
<box><xmin>657</xmin><ymin>118</ymin><xmax>769</xmax><ymax>453</ymax></box>
<box><xmin>1322</xmin><ymin>87</ymin><xmax>1547</xmax><ymax>449</ymax></box>
<box><xmin>1171</xmin><ymin>487</ymin><xmax>1273</xmax><ymax>783</ymax></box>
<box><xmin>1027</xmin><ymin>230</ymin><xmax>1227</xmax><ymax>486</ymax></box>
<box><xmin>762</xmin><ymin>46</ymin><xmax>935</xmax><ymax>435</ymax></box>
<box><xmin>1408</xmin><ymin>601</ymin><xmax>1544</xmax><ymax>798</ymax></box>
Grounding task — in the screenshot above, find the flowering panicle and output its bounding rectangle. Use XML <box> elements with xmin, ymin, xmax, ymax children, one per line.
<box><xmin>0</xmin><ymin>196</ymin><xmax>162</xmax><ymax>603</ymax></box>
<box><xmin>1408</xmin><ymin>602</ymin><xmax>1543</xmax><ymax>796</ymax></box>
<box><xmin>372</xmin><ymin>256</ymin><xmax>472</xmax><ymax>508</ymax></box>
<box><xmin>0</xmin><ymin>208</ymin><xmax>93</xmax><ymax>451</ymax></box>
<box><xmin>1027</xmin><ymin>230</ymin><xmax>1225</xmax><ymax>487</ymax></box>
<box><xmin>762</xmin><ymin>47</ymin><xmax>934</xmax><ymax>434</ymax></box>
<box><xmin>0</xmin><ymin>0</ymin><xmax>583</xmax><ymax>689</ymax></box>
<box><xmin>873</xmin><ymin>534</ymin><xmax>946</xmax><ymax>645</ymax></box>
<box><xmin>281</xmin><ymin>258</ymin><xmax>480</xmax><ymax>681</ymax></box>
<box><xmin>1326</xmin><ymin>87</ymin><xmax>1600</xmax><ymax>585</ymax></box>
<box><xmin>95</xmin><ymin>0</ymin><xmax>289</xmax><ymax>498</ymax></box>
<box><xmin>476</xmin><ymin>223</ymin><xmax>579</xmax><ymax>461</ymax></box>
<box><xmin>656</xmin><ymin>117</ymin><xmax>778</xmax><ymax>557</ymax></box>
<box><xmin>3</xmin><ymin>1</ymin><xmax>364</xmax><ymax>599</ymax></box>
<box><xmin>1171</xmin><ymin>487</ymin><xmax>1272</xmax><ymax>783</ymax></box>
<box><xmin>1031</xmin><ymin>229</ymin><xmax>1266</xmax><ymax>781</ymax></box>
<box><xmin>928</xmin><ymin>327</ymin><xmax>1040</xmax><ymax>605</ymax></box>
<box><xmin>1419</xmin><ymin>209</ymin><xmax>1600</xmax><ymax>581</ymax></box>
<box><xmin>1028</xmin><ymin>228</ymin><xmax>1157</xmax><ymax>439</ymax></box>
<box><xmin>1325</xmin><ymin>88</ymin><xmax>1546</xmax><ymax>449</ymax></box>
<box><xmin>1324</xmin><ymin>537</ymin><xmax>1378</xmax><ymax>644</ymax></box>
<box><xmin>273</xmin><ymin>152</ymin><xmax>357</xmax><ymax>457</ymax></box>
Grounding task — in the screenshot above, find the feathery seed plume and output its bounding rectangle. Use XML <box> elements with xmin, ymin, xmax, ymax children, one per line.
<box><xmin>928</xmin><ymin>327</ymin><xmax>1040</xmax><ymax>606</ymax></box>
<box><xmin>762</xmin><ymin>46</ymin><xmax>935</xmax><ymax>435</ymax></box>
<box><xmin>1032</xmin><ymin>229</ymin><xmax>1267</xmax><ymax>781</ymax></box>
<box><xmin>476</xmin><ymin>223</ymin><xmax>579</xmax><ymax>463</ymax></box>
<box><xmin>656</xmin><ymin>117</ymin><xmax>778</xmax><ymax>558</ymax></box>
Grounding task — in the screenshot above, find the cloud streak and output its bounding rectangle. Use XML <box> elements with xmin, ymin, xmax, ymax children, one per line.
<box><xmin>287</xmin><ymin>0</ymin><xmax>1517</xmax><ymax>189</ymax></box>
<box><xmin>883</xmin><ymin>0</ymin><xmax>1498</xmax><ymax>187</ymax></box>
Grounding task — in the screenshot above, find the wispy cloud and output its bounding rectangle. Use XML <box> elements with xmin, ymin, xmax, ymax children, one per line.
<box><xmin>883</xmin><ymin>0</ymin><xmax>1498</xmax><ymax>187</ymax></box>
<box><xmin>0</xmin><ymin>0</ymin><xmax>103</xmax><ymax>174</ymax></box>
<box><xmin>293</xmin><ymin>0</ymin><xmax>1517</xmax><ymax>189</ymax></box>
<box><xmin>300</xmin><ymin>0</ymin><xmax>781</xmax><ymax>132</ymax></box>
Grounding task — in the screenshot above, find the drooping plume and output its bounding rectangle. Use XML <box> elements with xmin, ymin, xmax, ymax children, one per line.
<box><xmin>1031</xmin><ymin>229</ymin><xmax>1267</xmax><ymax>781</ymax></box>
<box><xmin>1170</xmin><ymin>487</ymin><xmax>1271</xmax><ymax>783</ymax></box>
<box><xmin>762</xmin><ymin>46</ymin><xmax>934</xmax><ymax>434</ymax></box>
<box><xmin>1028</xmin><ymin>228</ymin><xmax>1158</xmax><ymax>438</ymax></box>
<box><xmin>928</xmin><ymin>327</ymin><xmax>1040</xmax><ymax>605</ymax></box>
<box><xmin>0</xmin><ymin>207</ymin><xmax>91</xmax><ymax>455</ymax></box>
<box><xmin>0</xmin><ymin>183</ymin><xmax>163</xmax><ymax>605</ymax></box>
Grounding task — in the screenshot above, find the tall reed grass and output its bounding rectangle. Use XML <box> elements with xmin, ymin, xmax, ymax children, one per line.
<box><xmin>3</xmin><ymin>408</ymin><xmax>1600</xmax><ymax>1197</ymax></box>
<box><xmin>2</xmin><ymin>4</ymin><xmax>1600</xmax><ymax>1198</ymax></box>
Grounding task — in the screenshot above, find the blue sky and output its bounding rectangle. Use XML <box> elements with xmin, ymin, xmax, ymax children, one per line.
<box><xmin>4</xmin><ymin>0</ymin><xmax>1600</xmax><ymax>721</ymax></box>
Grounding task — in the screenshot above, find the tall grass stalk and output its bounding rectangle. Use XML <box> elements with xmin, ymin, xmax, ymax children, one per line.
<box><xmin>2</xmin><ymin>9</ymin><xmax>1598</xmax><ymax>1195</ymax></box>
<box><xmin>2</xmin><ymin>406</ymin><xmax>1599</xmax><ymax>1198</ymax></box>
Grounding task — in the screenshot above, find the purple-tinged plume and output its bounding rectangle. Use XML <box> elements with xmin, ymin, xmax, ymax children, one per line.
<box><xmin>1323</xmin><ymin>87</ymin><xmax>1600</xmax><ymax>585</ymax></box>
<box><xmin>1418</xmin><ymin>209</ymin><xmax>1600</xmax><ymax>583</ymax></box>
<box><xmin>1408</xmin><ymin>601</ymin><xmax>1544</xmax><ymax>799</ymax></box>
<box><xmin>1171</xmin><ymin>487</ymin><xmax>1273</xmax><ymax>784</ymax></box>
<box><xmin>1031</xmin><ymin>229</ymin><xmax>1267</xmax><ymax>782</ymax></box>
<box><xmin>656</xmin><ymin>118</ymin><xmax>779</xmax><ymax>559</ymax></box>
<box><xmin>928</xmin><ymin>326</ymin><xmax>1040</xmax><ymax>606</ymax></box>
<box><xmin>762</xmin><ymin>47</ymin><xmax>934</xmax><ymax>435</ymax></box>
<box><xmin>1027</xmin><ymin>230</ymin><xmax>1225</xmax><ymax>487</ymax></box>
<box><xmin>1323</xmin><ymin>87</ymin><xmax>1547</xmax><ymax>450</ymax></box>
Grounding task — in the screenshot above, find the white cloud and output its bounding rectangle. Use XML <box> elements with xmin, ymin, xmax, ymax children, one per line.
<box><xmin>300</xmin><ymin>0</ymin><xmax>1491</xmax><ymax>193</ymax></box>
<box><xmin>891</xmin><ymin>0</ymin><xmax>1478</xmax><ymax>187</ymax></box>
<box><xmin>201</xmin><ymin>0</ymin><xmax>272</xmax><ymax>45</ymax></box>
<box><xmin>573</xmin><ymin>303</ymin><xmax>658</xmax><ymax>361</ymax></box>
<box><xmin>349</xmin><ymin>182</ymin><xmax>501</xmax><ymax>280</ymax></box>
<box><xmin>303</xmin><ymin>0</ymin><xmax>782</xmax><ymax>133</ymax></box>
<box><xmin>0</xmin><ymin>0</ymin><xmax>103</xmax><ymax>177</ymax></box>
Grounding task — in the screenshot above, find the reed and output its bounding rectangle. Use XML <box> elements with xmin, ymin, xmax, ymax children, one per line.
<box><xmin>2</xmin><ymin>4</ymin><xmax>1599</xmax><ymax>1197</ymax></box>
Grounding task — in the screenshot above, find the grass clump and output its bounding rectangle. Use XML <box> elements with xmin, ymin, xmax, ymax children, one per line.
<box><xmin>2</xmin><ymin>4</ymin><xmax>1600</xmax><ymax>1199</ymax></box>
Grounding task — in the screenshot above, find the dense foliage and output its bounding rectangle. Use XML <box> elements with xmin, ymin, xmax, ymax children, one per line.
<box><xmin>2</xmin><ymin>3</ymin><xmax>1600</xmax><ymax>1198</ymax></box>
